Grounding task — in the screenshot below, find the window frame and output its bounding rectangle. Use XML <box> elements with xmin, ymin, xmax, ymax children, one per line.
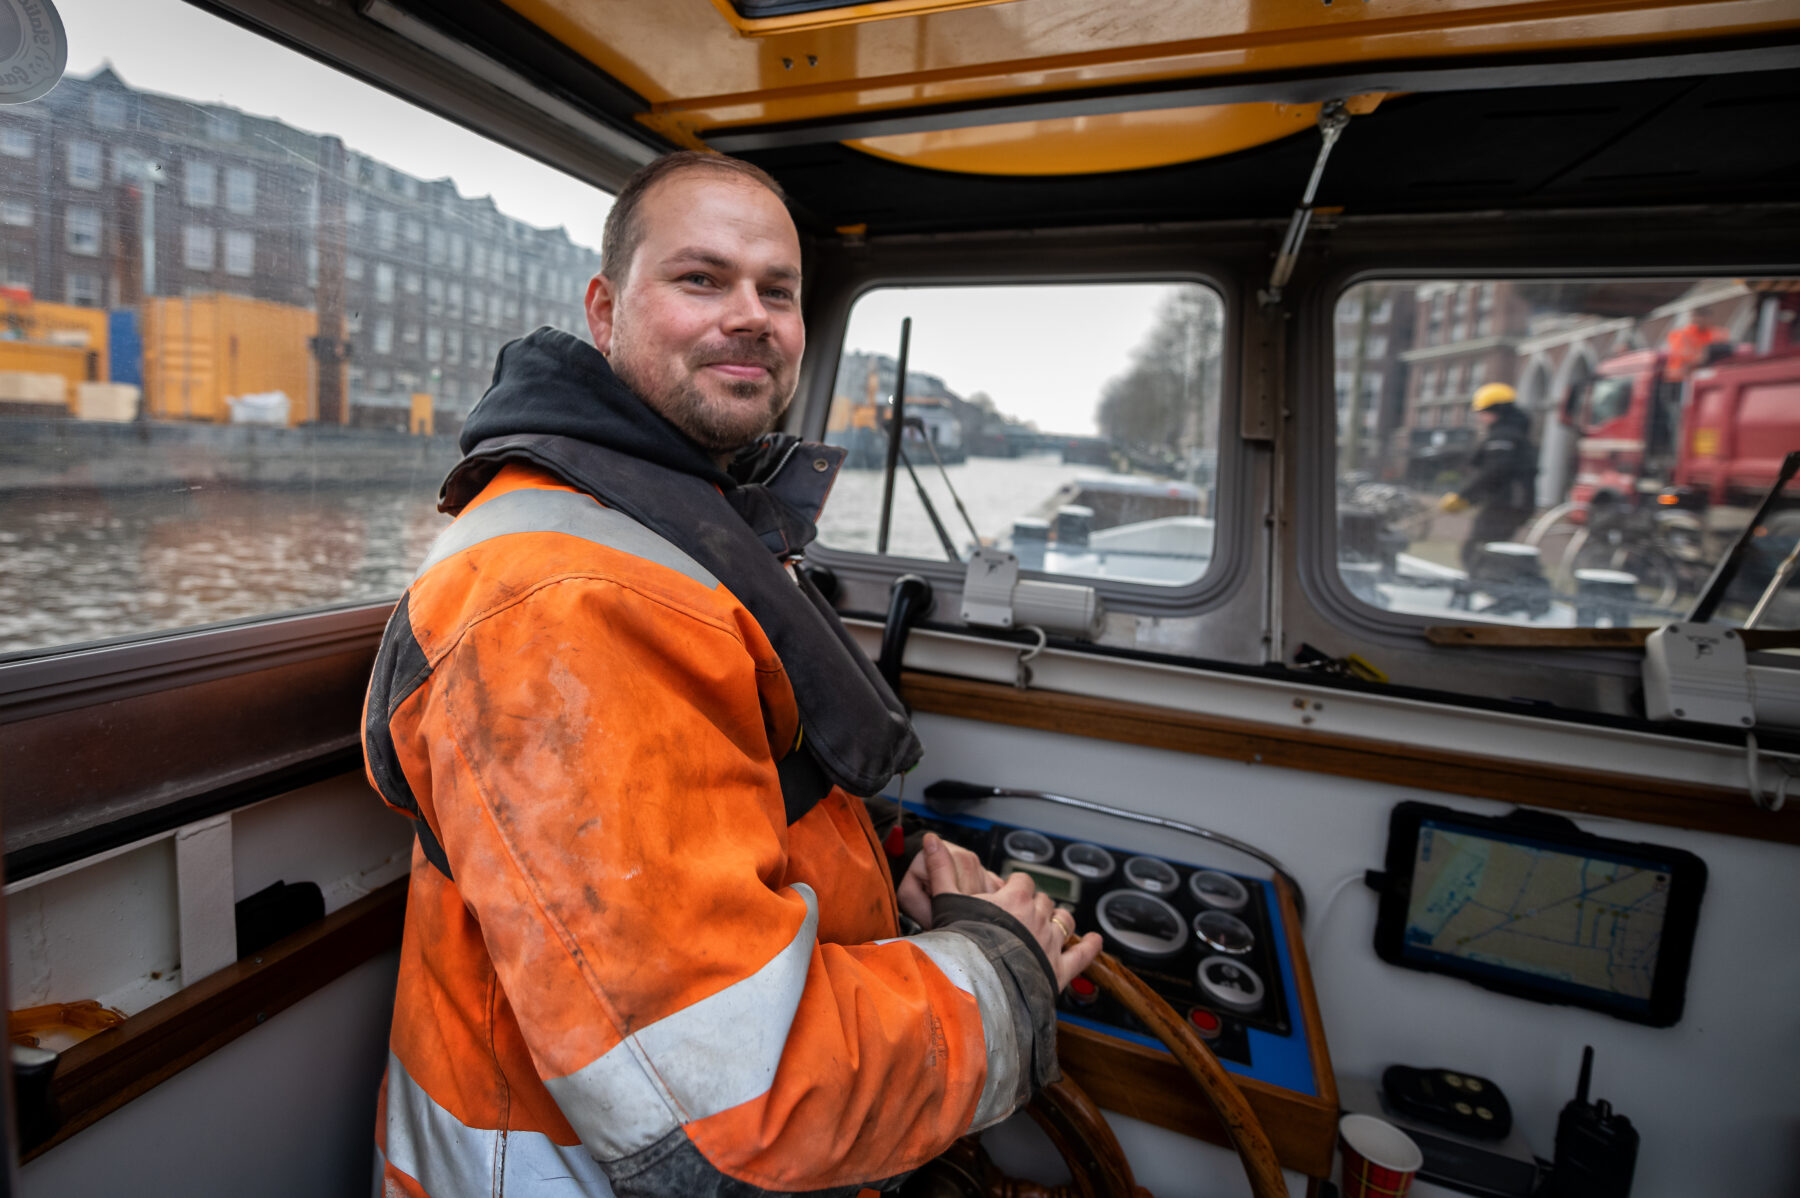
<box><xmin>795</xmin><ymin>238</ymin><xmax>1254</xmax><ymax>623</ymax></box>
<box><xmin>1285</xmin><ymin>208</ymin><xmax>1800</xmax><ymax>713</ymax></box>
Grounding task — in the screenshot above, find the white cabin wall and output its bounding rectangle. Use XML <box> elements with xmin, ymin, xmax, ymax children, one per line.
<box><xmin>8</xmin><ymin>773</ymin><xmax>411</xmax><ymax>1196</ymax></box>
<box><xmin>909</xmin><ymin>710</ymin><xmax>1800</xmax><ymax>1197</ymax></box>
<box><xmin>18</xmin><ymin>951</ymin><xmax>399</xmax><ymax>1198</ymax></box>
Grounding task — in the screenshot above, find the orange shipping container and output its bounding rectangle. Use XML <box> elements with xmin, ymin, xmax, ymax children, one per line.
<box><xmin>0</xmin><ymin>296</ymin><xmax>110</xmax><ymax>396</ymax></box>
<box><xmin>142</xmin><ymin>294</ymin><xmax>318</xmax><ymax>425</ymax></box>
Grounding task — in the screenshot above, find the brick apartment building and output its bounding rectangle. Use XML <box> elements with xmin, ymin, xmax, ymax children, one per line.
<box><xmin>0</xmin><ymin>66</ymin><xmax>601</xmax><ymax>431</ymax></box>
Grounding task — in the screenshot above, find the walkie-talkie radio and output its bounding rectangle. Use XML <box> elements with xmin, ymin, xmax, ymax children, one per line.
<box><xmin>1547</xmin><ymin>1046</ymin><xmax>1638</xmax><ymax>1198</ymax></box>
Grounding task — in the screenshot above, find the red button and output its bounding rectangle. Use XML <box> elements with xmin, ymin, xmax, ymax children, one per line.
<box><xmin>1069</xmin><ymin>977</ymin><xmax>1098</xmax><ymax>1004</ymax></box>
<box><xmin>1188</xmin><ymin>1008</ymin><xmax>1221</xmax><ymax>1037</ymax></box>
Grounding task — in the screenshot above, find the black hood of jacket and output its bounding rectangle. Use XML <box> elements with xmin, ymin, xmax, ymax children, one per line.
<box><xmin>459</xmin><ymin>326</ymin><xmax>733</xmax><ymax>489</ymax></box>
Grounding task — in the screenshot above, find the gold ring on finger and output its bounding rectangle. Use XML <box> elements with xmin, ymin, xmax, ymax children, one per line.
<box><xmin>1049</xmin><ymin>911</ymin><xmax>1075</xmax><ymax>938</ymax></box>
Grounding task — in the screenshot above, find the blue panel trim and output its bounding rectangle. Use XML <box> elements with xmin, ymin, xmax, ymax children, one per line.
<box><xmin>891</xmin><ymin>795</ymin><xmax>1318</xmax><ymax>1098</ymax></box>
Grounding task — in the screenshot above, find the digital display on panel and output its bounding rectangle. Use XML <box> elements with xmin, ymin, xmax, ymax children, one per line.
<box><xmin>1373</xmin><ymin>802</ymin><xmax>1706</xmax><ymax>1027</ymax></box>
<box><xmin>1404</xmin><ymin>821</ymin><xmax>1671</xmax><ymax>1007</ymax></box>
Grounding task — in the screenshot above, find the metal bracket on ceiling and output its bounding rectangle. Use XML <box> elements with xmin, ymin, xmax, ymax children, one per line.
<box><xmin>1258</xmin><ymin>99</ymin><xmax>1352</xmax><ymax>309</ymax></box>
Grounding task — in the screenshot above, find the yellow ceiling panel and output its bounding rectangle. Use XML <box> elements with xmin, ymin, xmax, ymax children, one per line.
<box><xmin>847</xmin><ymin>100</ymin><xmax>1323</xmax><ymax>175</ymax></box>
<box><xmin>505</xmin><ymin>0</ymin><xmax>1800</xmax><ymax>138</ymax></box>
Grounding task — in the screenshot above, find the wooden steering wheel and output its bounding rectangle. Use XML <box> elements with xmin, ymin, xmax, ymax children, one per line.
<box><xmin>902</xmin><ymin>943</ymin><xmax>1287</xmax><ymax>1198</ymax></box>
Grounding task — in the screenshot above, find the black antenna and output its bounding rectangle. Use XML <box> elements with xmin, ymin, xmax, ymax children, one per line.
<box><xmin>875</xmin><ymin>317</ymin><xmax>911</xmax><ymax>556</ymax></box>
<box><xmin>1575</xmin><ymin>1045</ymin><xmax>1594</xmax><ymax>1105</ymax></box>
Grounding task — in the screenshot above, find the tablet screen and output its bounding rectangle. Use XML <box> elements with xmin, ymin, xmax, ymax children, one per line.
<box><xmin>1374</xmin><ymin>802</ymin><xmax>1706</xmax><ymax>1026</ymax></box>
<box><xmin>1405</xmin><ymin>819</ymin><xmax>1671</xmax><ymax>1008</ymax></box>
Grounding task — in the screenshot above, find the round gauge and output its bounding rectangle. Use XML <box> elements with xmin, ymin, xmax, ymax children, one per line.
<box><xmin>1188</xmin><ymin>869</ymin><xmax>1250</xmax><ymax>912</ymax></box>
<box><xmin>1095</xmin><ymin>890</ymin><xmax>1186</xmax><ymax>959</ymax></box>
<box><xmin>1197</xmin><ymin>957</ymin><xmax>1265</xmax><ymax>1012</ymax></box>
<box><xmin>1061</xmin><ymin>842</ymin><xmax>1116</xmax><ymax>881</ymax></box>
<box><xmin>1002</xmin><ymin>829</ymin><xmax>1054</xmax><ymax>865</ymax></box>
<box><xmin>1123</xmin><ymin>855</ymin><xmax>1179</xmax><ymax>895</ymax></box>
<box><xmin>1194</xmin><ymin>911</ymin><xmax>1255</xmax><ymax>956</ymax></box>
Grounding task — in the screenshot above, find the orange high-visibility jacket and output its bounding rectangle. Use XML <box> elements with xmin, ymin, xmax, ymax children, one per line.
<box><xmin>363</xmin><ymin>463</ymin><xmax>1056</xmax><ymax>1197</ymax></box>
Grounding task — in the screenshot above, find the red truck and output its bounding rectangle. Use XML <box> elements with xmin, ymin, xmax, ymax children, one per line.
<box><xmin>1568</xmin><ymin>291</ymin><xmax>1800</xmax><ymax>515</ymax></box>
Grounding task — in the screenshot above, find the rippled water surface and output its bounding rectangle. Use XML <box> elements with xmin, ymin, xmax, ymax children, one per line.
<box><xmin>2</xmin><ymin>454</ymin><xmax>1157</xmax><ymax>655</ymax></box>
<box><xmin>0</xmin><ymin>484</ymin><xmax>445</xmax><ymax>654</ymax></box>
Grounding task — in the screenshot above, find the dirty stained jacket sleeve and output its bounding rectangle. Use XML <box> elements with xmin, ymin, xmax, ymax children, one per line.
<box><xmin>415</xmin><ymin>575</ymin><xmax>1047</xmax><ymax>1196</ymax></box>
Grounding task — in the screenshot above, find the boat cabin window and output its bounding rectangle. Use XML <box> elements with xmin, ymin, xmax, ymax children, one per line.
<box><xmin>1333</xmin><ymin>276</ymin><xmax>1800</xmax><ymax>630</ymax></box>
<box><xmin>816</xmin><ymin>281</ymin><xmax>1224</xmax><ymax>589</ymax></box>
<box><xmin>0</xmin><ymin>0</ymin><xmax>609</xmax><ymax>659</ymax></box>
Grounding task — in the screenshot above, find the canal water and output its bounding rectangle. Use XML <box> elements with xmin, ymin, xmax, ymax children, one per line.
<box><xmin>1</xmin><ymin>455</ymin><xmax>1102</xmax><ymax>655</ymax></box>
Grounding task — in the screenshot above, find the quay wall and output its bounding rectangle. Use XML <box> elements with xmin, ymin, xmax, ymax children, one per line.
<box><xmin>0</xmin><ymin>418</ymin><xmax>462</xmax><ymax>493</ymax></box>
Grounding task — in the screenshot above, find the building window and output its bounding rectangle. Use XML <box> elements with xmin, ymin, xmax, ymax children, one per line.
<box><xmin>402</xmin><ymin>217</ymin><xmax>422</xmax><ymax>244</ymax></box>
<box><xmin>1470</xmin><ymin>360</ymin><xmax>1487</xmax><ymax>388</ymax></box>
<box><xmin>207</xmin><ymin>110</ymin><xmax>240</xmax><ymax>142</ymax></box>
<box><xmin>447</xmin><ymin>329</ymin><xmax>462</xmax><ymax>362</ymax></box>
<box><xmin>427</xmin><ymin>228</ymin><xmax>445</xmax><ymax>265</ymax></box>
<box><xmin>111</xmin><ymin>146</ymin><xmax>147</xmax><ymax>183</ymax></box>
<box><xmin>91</xmin><ymin>91</ymin><xmax>127</xmax><ymax>129</ymax></box>
<box><xmin>402</xmin><ymin>321</ymin><xmax>420</xmax><ymax>345</ymax></box>
<box><xmin>0</xmin><ymin>128</ymin><xmax>33</xmax><ymax>157</ymax></box>
<box><xmin>185</xmin><ymin>160</ymin><xmax>216</xmax><ymax>207</ymax></box>
<box><xmin>67</xmin><ymin>140</ymin><xmax>102</xmax><ymax>188</ymax></box>
<box><xmin>345</xmin><ymin>255</ymin><xmax>364</xmax><ymax>281</ymax></box>
<box><xmin>403</xmin><ymin>270</ymin><xmax>421</xmax><ymax>295</ymax></box>
<box><xmin>375</xmin><ymin>263</ymin><xmax>395</xmax><ymax>304</ymax></box>
<box><xmin>470</xmin><ymin>246</ymin><xmax>485</xmax><ymax>278</ymax></box>
<box><xmin>446</xmin><ymin>281</ymin><xmax>462</xmax><ymax>318</ymax></box>
<box><xmin>64</xmin><ymin>272</ymin><xmax>103</xmax><ymax>307</ymax></box>
<box><xmin>373</xmin><ymin>317</ymin><xmax>394</xmax><ymax>355</ymax></box>
<box><xmin>183</xmin><ymin>224</ymin><xmax>215</xmax><ymax>271</ymax></box>
<box><xmin>1446</xmin><ymin>362</ymin><xmax>1465</xmax><ymax>398</ymax></box>
<box><xmin>450</xmin><ymin>234</ymin><xmax>466</xmax><ymax>270</ymax></box>
<box><xmin>225</xmin><ymin>230</ymin><xmax>255</xmax><ymax>276</ymax></box>
<box><xmin>225</xmin><ymin>166</ymin><xmax>255</xmax><ymax>215</ymax></box>
<box><xmin>426</xmin><ymin>277</ymin><xmax>444</xmax><ymax>315</ymax></box>
<box><xmin>347</xmin><ymin>309</ymin><xmax>363</xmax><ymax>333</ymax></box>
<box><xmin>346</xmin><ymin>197</ymin><xmax>364</xmax><ymax>226</ymax></box>
<box><xmin>503</xmin><ymin>298</ymin><xmax>518</xmax><ymax>320</ymax></box>
<box><xmin>488</xmin><ymin>295</ymin><xmax>502</xmax><ymax>326</ymax></box>
<box><xmin>65</xmin><ymin>206</ymin><xmax>102</xmax><ymax>255</ymax></box>
<box><xmin>426</xmin><ymin>327</ymin><xmax>443</xmax><ymax>361</ymax></box>
<box><xmin>376</xmin><ymin>209</ymin><xmax>396</xmax><ymax>251</ymax></box>
<box><xmin>1</xmin><ymin>199</ymin><xmax>32</xmax><ymax>227</ymax></box>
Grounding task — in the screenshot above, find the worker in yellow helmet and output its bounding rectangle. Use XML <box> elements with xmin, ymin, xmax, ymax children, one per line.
<box><xmin>1438</xmin><ymin>382</ymin><xmax>1539</xmax><ymax>568</ymax></box>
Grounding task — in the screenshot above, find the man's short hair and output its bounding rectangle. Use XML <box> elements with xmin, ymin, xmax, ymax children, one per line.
<box><xmin>600</xmin><ymin>151</ymin><xmax>789</xmax><ymax>284</ymax></box>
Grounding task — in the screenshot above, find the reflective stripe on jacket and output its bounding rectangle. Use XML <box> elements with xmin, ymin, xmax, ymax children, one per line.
<box><xmin>363</xmin><ymin>463</ymin><xmax>1043</xmax><ymax>1197</ymax></box>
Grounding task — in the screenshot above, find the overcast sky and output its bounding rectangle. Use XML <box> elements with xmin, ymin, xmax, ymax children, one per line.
<box><xmin>58</xmin><ymin>0</ymin><xmax>617</xmax><ymax>250</ymax></box>
<box><xmin>53</xmin><ymin>0</ymin><xmax>1193</xmax><ymax>432</ymax></box>
<box><xmin>844</xmin><ymin>284</ymin><xmax>1190</xmax><ymax>436</ymax></box>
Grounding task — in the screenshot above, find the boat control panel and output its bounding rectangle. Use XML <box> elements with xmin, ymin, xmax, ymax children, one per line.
<box><xmin>907</xmin><ymin>803</ymin><xmax>1321</xmax><ymax>1099</ymax></box>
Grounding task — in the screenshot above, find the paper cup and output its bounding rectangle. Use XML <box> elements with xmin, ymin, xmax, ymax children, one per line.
<box><xmin>1339</xmin><ymin>1113</ymin><xmax>1424</xmax><ymax>1198</ymax></box>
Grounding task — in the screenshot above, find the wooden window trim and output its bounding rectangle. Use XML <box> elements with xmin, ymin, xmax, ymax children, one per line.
<box><xmin>900</xmin><ymin>671</ymin><xmax>1800</xmax><ymax>846</ymax></box>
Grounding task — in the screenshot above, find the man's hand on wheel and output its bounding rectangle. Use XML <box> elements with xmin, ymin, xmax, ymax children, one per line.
<box><xmin>915</xmin><ymin>832</ymin><xmax>1104</xmax><ymax>991</ymax></box>
<box><xmin>897</xmin><ymin>830</ymin><xmax>1001</xmax><ymax>927</ymax></box>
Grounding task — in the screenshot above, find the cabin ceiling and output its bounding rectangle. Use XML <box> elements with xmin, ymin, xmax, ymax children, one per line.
<box><xmin>749</xmin><ymin>68</ymin><xmax>1800</xmax><ymax>235</ymax></box>
<box><xmin>350</xmin><ymin>0</ymin><xmax>1800</xmax><ymax>233</ymax></box>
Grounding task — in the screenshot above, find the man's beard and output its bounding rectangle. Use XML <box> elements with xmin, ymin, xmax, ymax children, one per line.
<box><xmin>613</xmin><ymin>341</ymin><xmax>794</xmax><ymax>456</ymax></box>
